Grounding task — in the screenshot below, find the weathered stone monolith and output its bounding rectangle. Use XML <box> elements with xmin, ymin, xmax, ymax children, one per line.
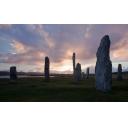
<box><xmin>72</xmin><ymin>53</ymin><xmax>76</xmax><ymax>75</ymax></box>
<box><xmin>44</xmin><ymin>56</ymin><xmax>50</xmax><ymax>80</ymax></box>
<box><xmin>10</xmin><ymin>66</ymin><xmax>17</xmax><ymax>80</ymax></box>
<box><xmin>95</xmin><ymin>35</ymin><xmax>112</xmax><ymax>92</ymax></box>
<box><xmin>117</xmin><ymin>64</ymin><xmax>123</xmax><ymax>81</ymax></box>
<box><xmin>74</xmin><ymin>63</ymin><xmax>82</xmax><ymax>81</ymax></box>
<box><xmin>86</xmin><ymin>67</ymin><xmax>89</xmax><ymax>79</ymax></box>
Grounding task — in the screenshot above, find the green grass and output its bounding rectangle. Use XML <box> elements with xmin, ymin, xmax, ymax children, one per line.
<box><xmin>0</xmin><ymin>76</ymin><xmax>128</xmax><ymax>102</ymax></box>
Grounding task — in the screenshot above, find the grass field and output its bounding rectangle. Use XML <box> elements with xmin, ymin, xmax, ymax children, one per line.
<box><xmin>0</xmin><ymin>76</ymin><xmax>128</xmax><ymax>102</ymax></box>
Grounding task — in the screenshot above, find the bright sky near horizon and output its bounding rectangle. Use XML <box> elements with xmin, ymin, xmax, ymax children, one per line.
<box><xmin>0</xmin><ymin>24</ymin><xmax>128</xmax><ymax>73</ymax></box>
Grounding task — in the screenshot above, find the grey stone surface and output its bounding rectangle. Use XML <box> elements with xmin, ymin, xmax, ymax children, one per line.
<box><xmin>72</xmin><ymin>52</ymin><xmax>76</xmax><ymax>75</ymax></box>
<box><xmin>95</xmin><ymin>35</ymin><xmax>112</xmax><ymax>92</ymax></box>
<box><xmin>86</xmin><ymin>67</ymin><xmax>89</xmax><ymax>79</ymax></box>
<box><xmin>74</xmin><ymin>63</ymin><xmax>82</xmax><ymax>81</ymax></box>
<box><xmin>117</xmin><ymin>64</ymin><xmax>123</xmax><ymax>81</ymax></box>
<box><xmin>44</xmin><ymin>56</ymin><xmax>50</xmax><ymax>80</ymax></box>
<box><xmin>10</xmin><ymin>66</ymin><xmax>17</xmax><ymax>80</ymax></box>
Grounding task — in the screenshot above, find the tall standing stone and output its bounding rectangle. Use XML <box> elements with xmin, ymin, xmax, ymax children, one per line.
<box><xmin>95</xmin><ymin>35</ymin><xmax>112</xmax><ymax>92</ymax></box>
<box><xmin>72</xmin><ymin>53</ymin><xmax>76</xmax><ymax>75</ymax></box>
<box><xmin>10</xmin><ymin>66</ymin><xmax>17</xmax><ymax>80</ymax></box>
<box><xmin>86</xmin><ymin>67</ymin><xmax>90</xmax><ymax>79</ymax></box>
<box><xmin>117</xmin><ymin>64</ymin><xmax>123</xmax><ymax>80</ymax></box>
<box><xmin>74</xmin><ymin>63</ymin><xmax>82</xmax><ymax>81</ymax></box>
<box><xmin>44</xmin><ymin>56</ymin><xmax>50</xmax><ymax>80</ymax></box>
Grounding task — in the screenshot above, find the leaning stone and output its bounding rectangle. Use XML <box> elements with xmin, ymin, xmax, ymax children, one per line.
<box><xmin>95</xmin><ymin>35</ymin><xmax>112</xmax><ymax>92</ymax></box>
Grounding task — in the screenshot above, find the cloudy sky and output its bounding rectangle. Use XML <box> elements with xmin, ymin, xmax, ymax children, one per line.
<box><xmin>0</xmin><ymin>24</ymin><xmax>128</xmax><ymax>73</ymax></box>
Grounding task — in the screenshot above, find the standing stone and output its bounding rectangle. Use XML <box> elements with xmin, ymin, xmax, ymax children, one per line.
<box><xmin>10</xmin><ymin>66</ymin><xmax>17</xmax><ymax>80</ymax></box>
<box><xmin>44</xmin><ymin>56</ymin><xmax>50</xmax><ymax>80</ymax></box>
<box><xmin>86</xmin><ymin>67</ymin><xmax>90</xmax><ymax>79</ymax></box>
<box><xmin>72</xmin><ymin>53</ymin><xmax>76</xmax><ymax>75</ymax></box>
<box><xmin>74</xmin><ymin>63</ymin><xmax>82</xmax><ymax>81</ymax></box>
<box><xmin>82</xmin><ymin>72</ymin><xmax>86</xmax><ymax>80</ymax></box>
<box><xmin>95</xmin><ymin>35</ymin><xmax>112</xmax><ymax>92</ymax></box>
<box><xmin>117</xmin><ymin>64</ymin><xmax>123</xmax><ymax>80</ymax></box>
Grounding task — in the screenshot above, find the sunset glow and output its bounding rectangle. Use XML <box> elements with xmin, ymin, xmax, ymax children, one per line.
<box><xmin>0</xmin><ymin>24</ymin><xmax>128</xmax><ymax>73</ymax></box>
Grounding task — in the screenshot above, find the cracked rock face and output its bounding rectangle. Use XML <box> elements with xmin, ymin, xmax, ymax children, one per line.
<box><xmin>95</xmin><ymin>35</ymin><xmax>112</xmax><ymax>92</ymax></box>
<box><xmin>44</xmin><ymin>56</ymin><xmax>50</xmax><ymax>80</ymax></box>
<box><xmin>75</xmin><ymin>63</ymin><xmax>82</xmax><ymax>81</ymax></box>
<box><xmin>117</xmin><ymin>64</ymin><xmax>123</xmax><ymax>81</ymax></box>
<box><xmin>10</xmin><ymin>66</ymin><xmax>17</xmax><ymax>80</ymax></box>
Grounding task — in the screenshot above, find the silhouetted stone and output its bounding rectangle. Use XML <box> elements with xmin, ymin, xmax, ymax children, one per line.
<box><xmin>44</xmin><ymin>57</ymin><xmax>50</xmax><ymax>80</ymax></box>
<box><xmin>82</xmin><ymin>72</ymin><xmax>86</xmax><ymax>80</ymax></box>
<box><xmin>10</xmin><ymin>66</ymin><xmax>17</xmax><ymax>80</ymax></box>
<box><xmin>86</xmin><ymin>67</ymin><xmax>89</xmax><ymax>79</ymax></box>
<box><xmin>117</xmin><ymin>64</ymin><xmax>123</xmax><ymax>81</ymax></box>
<box><xmin>95</xmin><ymin>35</ymin><xmax>112</xmax><ymax>92</ymax></box>
<box><xmin>72</xmin><ymin>52</ymin><xmax>76</xmax><ymax>75</ymax></box>
<box><xmin>74</xmin><ymin>63</ymin><xmax>82</xmax><ymax>81</ymax></box>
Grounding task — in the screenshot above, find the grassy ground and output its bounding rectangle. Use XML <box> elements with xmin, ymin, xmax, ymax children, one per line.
<box><xmin>0</xmin><ymin>76</ymin><xmax>128</xmax><ymax>102</ymax></box>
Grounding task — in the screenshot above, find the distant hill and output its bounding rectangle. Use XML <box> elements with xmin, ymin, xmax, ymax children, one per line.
<box><xmin>0</xmin><ymin>71</ymin><xmax>43</xmax><ymax>76</ymax></box>
<box><xmin>0</xmin><ymin>71</ymin><xmax>9</xmax><ymax>76</ymax></box>
<box><xmin>0</xmin><ymin>71</ymin><xmax>127</xmax><ymax>76</ymax></box>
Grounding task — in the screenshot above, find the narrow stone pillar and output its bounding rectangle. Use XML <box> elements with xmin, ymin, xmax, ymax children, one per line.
<box><xmin>72</xmin><ymin>52</ymin><xmax>76</xmax><ymax>75</ymax></box>
<box><xmin>44</xmin><ymin>56</ymin><xmax>50</xmax><ymax>80</ymax></box>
